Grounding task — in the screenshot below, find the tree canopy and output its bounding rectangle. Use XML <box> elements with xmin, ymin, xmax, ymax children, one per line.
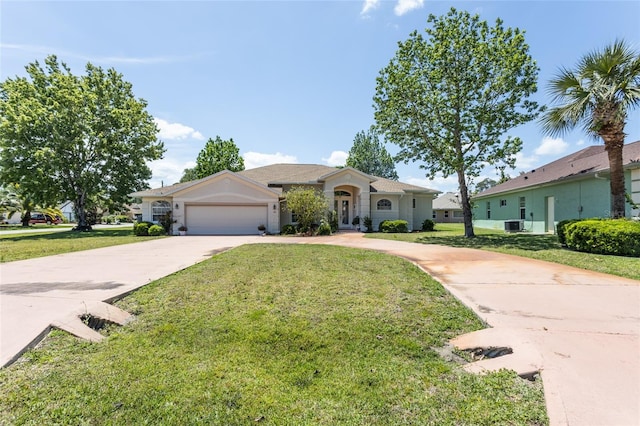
<box><xmin>345</xmin><ymin>127</ymin><xmax>399</xmax><ymax>180</ymax></box>
<box><xmin>189</xmin><ymin>136</ymin><xmax>244</xmax><ymax>180</ymax></box>
<box><xmin>374</xmin><ymin>8</ymin><xmax>540</xmax><ymax>237</ymax></box>
<box><xmin>540</xmin><ymin>40</ymin><xmax>640</xmax><ymax>218</ymax></box>
<box><xmin>0</xmin><ymin>55</ymin><xmax>164</xmax><ymax>230</ymax></box>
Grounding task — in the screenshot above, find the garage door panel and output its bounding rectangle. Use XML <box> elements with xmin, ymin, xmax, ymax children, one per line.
<box><xmin>186</xmin><ymin>205</ymin><xmax>267</xmax><ymax>235</ymax></box>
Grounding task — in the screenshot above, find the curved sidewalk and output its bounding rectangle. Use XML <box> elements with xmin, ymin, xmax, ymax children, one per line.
<box><xmin>1</xmin><ymin>233</ymin><xmax>639</xmax><ymax>426</ymax></box>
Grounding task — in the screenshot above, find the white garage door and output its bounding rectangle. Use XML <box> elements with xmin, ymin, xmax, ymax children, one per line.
<box><xmin>186</xmin><ymin>205</ymin><xmax>267</xmax><ymax>235</ymax></box>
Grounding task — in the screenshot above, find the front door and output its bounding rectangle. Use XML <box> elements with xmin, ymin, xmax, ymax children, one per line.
<box><xmin>546</xmin><ymin>196</ymin><xmax>555</xmax><ymax>233</ymax></box>
<box><xmin>334</xmin><ymin>191</ymin><xmax>352</xmax><ymax>229</ymax></box>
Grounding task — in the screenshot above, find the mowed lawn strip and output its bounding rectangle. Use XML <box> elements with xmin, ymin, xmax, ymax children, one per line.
<box><xmin>0</xmin><ymin>244</ymin><xmax>547</xmax><ymax>425</ymax></box>
<box><xmin>0</xmin><ymin>228</ymin><xmax>164</xmax><ymax>262</ymax></box>
<box><xmin>368</xmin><ymin>224</ymin><xmax>640</xmax><ymax>281</ymax></box>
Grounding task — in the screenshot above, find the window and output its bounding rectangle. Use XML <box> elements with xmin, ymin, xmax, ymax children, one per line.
<box><xmin>432</xmin><ymin>211</ymin><xmax>436</xmax><ymax>219</ymax></box>
<box><xmin>151</xmin><ymin>200</ymin><xmax>171</xmax><ymax>222</ymax></box>
<box><xmin>453</xmin><ymin>211</ymin><xmax>464</xmax><ymax>218</ymax></box>
<box><xmin>413</xmin><ymin>198</ymin><xmax>416</xmax><ymax>208</ymax></box>
<box><xmin>486</xmin><ymin>201</ymin><xmax>491</xmax><ymax>219</ymax></box>
<box><xmin>519</xmin><ymin>197</ymin><xmax>526</xmax><ymax>220</ymax></box>
<box><xmin>377</xmin><ymin>199</ymin><xmax>392</xmax><ymax>210</ymax></box>
<box><xmin>444</xmin><ymin>210</ymin><xmax>449</xmax><ymax>218</ymax></box>
<box><xmin>500</xmin><ymin>199</ymin><xmax>507</xmax><ymax>207</ymax></box>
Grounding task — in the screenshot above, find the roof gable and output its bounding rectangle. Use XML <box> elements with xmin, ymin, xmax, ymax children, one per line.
<box><xmin>318</xmin><ymin>167</ymin><xmax>376</xmax><ymax>183</ymax></box>
<box><xmin>172</xmin><ymin>170</ymin><xmax>279</xmax><ymax>199</ymax></box>
<box><xmin>433</xmin><ymin>192</ymin><xmax>462</xmax><ymax>209</ymax></box>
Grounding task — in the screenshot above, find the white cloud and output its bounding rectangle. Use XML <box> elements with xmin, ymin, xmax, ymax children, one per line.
<box><xmin>534</xmin><ymin>136</ymin><xmax>569</xmax><ymax>156</ymax></box>
<box><xmin>322</xmin><ymin>151</ymin><xmax>348</xmax><ymax>167</ymax></box>
<box><xmin>243</xmin><ymin>152</ymin><xmax>298</xmax><ymax>170</ymax></box>
<box><xmin>154</xmin><ymin>118</ymin><xmax>204</xmax><ymax>141</ymax></box>
<box><xmin>148</xmin><ymin>158</ymin><xmax>196</xmax><ymax>188</ymax></box>
<box><xmin>360</xmin><ymin>0</ymin><xmax>380</xmax><ymax>15</ymax></box>
<box><xmin>576</xmin><ymin>139</ymin><xmax>586</xmax><ymax>146</ymax></box>
<box><xmin>394</xmin><ymin>0</ymin><xmax>424</xmax><ymax>16</ymax></box>
<box><xmin>513</xmin><ymin>151</ymin><xmax>539</xmax><ymax>172</ymax></box>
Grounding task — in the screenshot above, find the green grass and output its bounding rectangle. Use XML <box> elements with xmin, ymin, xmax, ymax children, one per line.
<box><xmin>368</xmin><ymin>224</ymin><xmax>640</xmax><ymax>281</ymax></box>
<box><xmin>0</xmin><ymin>244</ymin><xmax>547</xmax><ymax>425</ymax></box>
<box><xmin>0</xmin><ymin>228</ymin><xmax>165</xmax><ymax>262</ymax></box>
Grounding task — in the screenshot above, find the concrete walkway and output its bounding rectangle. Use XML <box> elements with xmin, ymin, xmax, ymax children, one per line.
<box><xmin>1</xmin><ymin>233</ymin><xmax>638</xmax><ymax>425</ymax></box>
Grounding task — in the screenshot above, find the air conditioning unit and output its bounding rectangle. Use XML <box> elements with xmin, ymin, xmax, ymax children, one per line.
<box><xmin>504</xmin><ymin>219</ymin><xmax>523</xmax><ymax>232</ymax></box>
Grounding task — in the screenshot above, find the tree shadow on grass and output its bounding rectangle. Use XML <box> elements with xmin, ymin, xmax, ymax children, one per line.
<box><xmin>1</xmin><ymin>229</ymin><xmax>135</xmax><ymax>242</ymax></box>
<box><xmin>416</xmin><ymin>232</ymin><xmax>561</xmax><ymax>252</ymax></box>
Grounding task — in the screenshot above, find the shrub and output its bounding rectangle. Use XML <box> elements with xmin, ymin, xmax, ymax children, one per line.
<box><xmin>317</xmin><ymin>220</ymin><xmax>332</xmax><ymax>236</ymax></box>
<box><xmin>556</xmin><ymin>219</ymin><xmax>584</xmax><ymax>246</ymax></box>
<box><xmin>133</xmin><ymin>221</ymin><xmax>153</xmax><ymax>236</ymax></box>
<box><xmin>148</xmin><ymin>224</ymin><xmax>165</xmax><ymax>236</ymax></box>
<box><xmin>379</xmin><ymin>219</ymin><xmax>409</xmax><ymax>233</ymax></box>
<box><xmin>422</xmin><ymin>219</ymin><xmax>435</xmax><ymax>232</ymax></box>
<box><xmin>116</xmin><ymin>215</ymin><xmax>130</xmax><ymax>223</ymax></box>
<box><xmin>329</xmin><ymin>210</ymin><xmax>339</xmax><ymax>232</ymax></box>
<box><xmin>281</xmin><ymin>224</ymin><xmax>297</xmax><ymax>235</ymax></box>
<box><xmin>363</xmin><ymin>216</ymin><xmax>373</xmax><ymax>233</ymax></box>
<box><xmin>565</xmin><ymin>219</ymin><xmax>640</xmax><ymax>257</ymax></box>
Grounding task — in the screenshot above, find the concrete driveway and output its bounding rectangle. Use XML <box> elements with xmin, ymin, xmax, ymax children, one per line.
<box><xmin>1</xmin><ymin>233</ymin><xmax>638</xmax><ymax>426</ymax></box>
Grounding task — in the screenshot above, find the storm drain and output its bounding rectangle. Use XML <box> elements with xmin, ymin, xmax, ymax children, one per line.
<box><xmin>465</xmin><ymin>346</ymin><xmax>513</xmax><ymax>361</ymax></box>
<box><xmin>80</xmin><ymin>314</ymin><xmax>112</xmax><ymax>332</ymax></box>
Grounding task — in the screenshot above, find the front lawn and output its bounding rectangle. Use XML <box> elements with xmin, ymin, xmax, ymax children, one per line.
<box><xmin>0</xmin><ymin>228</ymin><xmax>165</xmax><ymax>262</ymax></box>
<box><xmin>0</xmin><ymin>244</ymin><xmax>547</xmax><ymax>425</ymax></box>
<box><xmin>368</xmin><ymin>224</ymin><xmax>640</xmax><ymax>280</ymax></box>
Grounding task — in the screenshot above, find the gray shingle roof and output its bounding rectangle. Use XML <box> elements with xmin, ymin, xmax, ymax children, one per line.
<box><xmin>131</xmin><ymin>164</ymin><xmax>440</xmax><ymax>197</ymax></box>
<box><xmin>432</xmin><ymin>192</ymin><xmax>462</xmax><ymax>210</ymax></box>
<box><xmin>476</xmin><ymin>140</ymin><xmax>640</xmax><ymax>198</ymax></box>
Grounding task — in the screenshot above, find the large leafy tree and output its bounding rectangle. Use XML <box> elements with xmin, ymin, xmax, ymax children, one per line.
<box><xmin>346</xmin><ymin>127</ymin><xmax>399</xmax><ymax>180</ymax></box>
<box><xmin>179</xmin><ymin>167</ymin><xmax>199</xmax><ymax>183</ymax></box>
<box><xmin>0</xmin><ymin>55</ymin><xmax>164</xmax><ymax>230</ymax></box>
<box><xmin>191</xmin><ymin>136</ymin><xmax>244</xmax><ymax>179</ymax></box>
<box><xmin>374</xmin><ymin>8</ymin><xmax>541</xmax><ymax>237</ymax></box>
<box><xmin>540</xmin><ymin>40</ymin><xmax>640</xmax><ymax>218</ymax></box>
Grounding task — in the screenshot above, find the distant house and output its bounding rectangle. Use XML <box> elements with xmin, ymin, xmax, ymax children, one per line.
<box><xmin>472</xmin><ymin>140</ymin><xmax>640</xmax><ymax>233</ymax></box>
<box><xmin>432</xmin><ymin>192</ymin><xmax>463</xmax><ymax>223</ymax></box>
<box><xmin>131</xmin><ymin>164</ymin><xmax>440</xmax><ymax>235</ymax></box>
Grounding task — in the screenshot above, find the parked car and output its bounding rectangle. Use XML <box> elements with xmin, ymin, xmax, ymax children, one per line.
<box><xmin>28</xmin><ymin>212</ymin><xmax>63</xmax><ymax>225</ymax></box>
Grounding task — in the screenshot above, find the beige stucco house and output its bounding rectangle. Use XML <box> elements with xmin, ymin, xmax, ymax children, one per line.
<box><xmin>131</xmin><ymin>164</ymin><xmax>440</xmax><ymax>235</ymax></box>
<box><xmin>431</xmin><ymin>192</ymin><xmax>464</xmax><ymax>223</ymax></box>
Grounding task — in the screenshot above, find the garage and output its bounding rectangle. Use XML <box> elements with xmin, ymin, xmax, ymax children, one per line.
<box><xmin>186</xmin><ymin>204</ymin><xmax>267</xmax><ymax>235</ymax></box>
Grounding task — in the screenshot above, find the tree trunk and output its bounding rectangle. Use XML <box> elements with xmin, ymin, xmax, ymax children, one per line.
<box><xmin>602</xmin><ymin>134</ymin><xmax>626</xmax><ymax>219</ymax></box>
<box><xmin>73</xmin><ymin>192</ymin><xmax>92</xmax><ymax>231</ymax></box>
<box><xmin>458</xmin><ymin>170</ymin><xmax>475</xmax><ymax>238</ymax></box>
<box><xmin>21</xmin><ymin>210</ymin><xmax>31</xmax><ymax>227</ymax></box>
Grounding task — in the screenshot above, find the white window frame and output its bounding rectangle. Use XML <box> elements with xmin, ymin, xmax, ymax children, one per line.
<box><xmin>151</xmin><ymin>200</ymin><xmax>171</xmax><ymax>222</ymax></box>
<box><xmin>377</xmin><ymin>199</ymin><xmax>392</xmax><ymax>210</ymax></box>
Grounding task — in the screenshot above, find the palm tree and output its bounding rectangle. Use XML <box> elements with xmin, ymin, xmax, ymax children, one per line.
<box><xmin>540</xmin><ymin>40</ymin><xmax>640</xmax><ymax>218</ymax></box>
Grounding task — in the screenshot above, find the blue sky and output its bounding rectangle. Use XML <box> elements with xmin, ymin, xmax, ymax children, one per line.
<box><xmin>2</xmin><ymin>1</ymin><xmax>639</xmax><ymax>193</ymax></box>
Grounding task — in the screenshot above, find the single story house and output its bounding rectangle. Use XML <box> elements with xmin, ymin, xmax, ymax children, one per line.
<box><xmin>472</xmin><ymin>140</ymin><xmax>640</xmax><ymax>233</ymax></box>
<box><xmin>432</xmin><ymin>192</ymin><xmax>464</xmax><ymax>223</ymax></box>
<box><xmin>131</xmin><ymin>164</ymin><xmax>440</xmax><ymax>235</ymax></box>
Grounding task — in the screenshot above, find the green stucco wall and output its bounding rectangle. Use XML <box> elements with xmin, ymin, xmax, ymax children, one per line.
<box><xmin>473</xmin><ymin>170</ymin><xmax>637</xmax><ymax>234</ymax></box>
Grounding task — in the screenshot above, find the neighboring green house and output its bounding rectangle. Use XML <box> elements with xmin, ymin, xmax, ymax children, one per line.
<box><xmin>131</xmin><ymin>164</ymin><xmax>439</xmax><ymax>235</ymax></box>
<box><xmin>473</xmin><ymin>140</ymin><xmax>640</xmax><ymax>234</ymax></box>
